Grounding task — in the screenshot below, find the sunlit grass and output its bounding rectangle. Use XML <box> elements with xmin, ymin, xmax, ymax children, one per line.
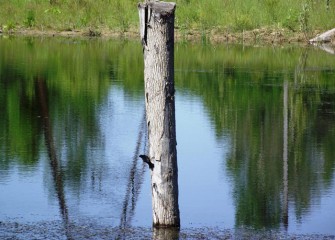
<box><xmin>0</xmin><ymin>0</ymin><xmax>334</xmax><ymax>35</ymax></box>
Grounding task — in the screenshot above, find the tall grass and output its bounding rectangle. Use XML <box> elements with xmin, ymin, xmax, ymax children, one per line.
<box><xmin>0</xmin><ymin>0</ymin><xmax>334</xmax><ymax>34</ymax></box>
<box><xmin>0</xmin><ymin>0</ymin><xmax>139</xmax><ymax>33</ymax></box>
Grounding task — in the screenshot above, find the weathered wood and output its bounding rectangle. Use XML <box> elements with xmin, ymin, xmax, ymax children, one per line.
<box><xmin>309</xmin><ymin>28</ymin><xmax>335</xmax><ymax>43</ymax></box>
<box><xmin>316</xmin><ymin>44</ymin><xmax>335</xmax><ymax>55</ymax></box>
<box><xmin>138</xmin><ymin>3</ymin><xmax>147</xmax><ymax>48</ymax></box>
<box><xmin>138</xmin><ymin>1</ymin><xmax>180</xmax><ymax>228</ymax></box>
<box><xmin>310</xmin><ymin>28</ymin><xmax>335</xmax><ymax>54</ymax></box>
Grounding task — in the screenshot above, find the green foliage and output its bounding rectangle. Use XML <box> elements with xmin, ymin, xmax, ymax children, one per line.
<box><xmin>299</xmin><ymin>1</ymin><xmax>311</xmax><ymax>39</ymax></box>
<box><xmin>44</xmin><ymin>7</ymin><xmax>61</xmax><ymax>15</ymax></box>
<box><xmin>2</xmin><ymin>21</ymin><xmax>16</xmax><ymax>33</ymax></box>
<box><xmin>283</xmin><ymin>8</ymin><xmax>300</xmax><ymax>31</ymax></box>
<box><xmin>24</xmin><ymin>10</ymin><xmax>35</xmax><ymax>27</ymax></box>
<box><xmin>0</xmin><ymin>0</ymin><xmax>334</xmax><ymax>34</ymax></box>
<box><xmin>112</xmin><ymin>1</ymin><xmax>131</xmax><ymax>33</ymax></box>
<box><xmin>264</xmin><ymin>0</ymin><xmax>279</xmax><ymax>21</ymax></box>
<box><xmin>234</xmin><ymin>14</ymin><xmax>254</xmax><ymax>31</ymax></box>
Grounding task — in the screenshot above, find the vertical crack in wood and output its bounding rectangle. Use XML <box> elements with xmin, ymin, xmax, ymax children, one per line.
<box><xmin>144</xmin><ymin>5</ymin><xmax>149</xmax><ymax>47</ymax></box>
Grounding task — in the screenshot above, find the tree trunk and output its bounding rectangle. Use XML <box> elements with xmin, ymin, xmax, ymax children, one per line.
<box><xmin>138</xmin><ymin>1</ymin><xmax>180</xmax><ymax>228</ymax></box>
<box><xmin>309</xmin><ymin>28</ymin><xmax>335</xmax><ymax>43</ymax></box>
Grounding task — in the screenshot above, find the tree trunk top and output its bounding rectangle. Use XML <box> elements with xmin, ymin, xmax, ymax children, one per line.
<box><xmin>139</xmin><ymin>1</ymin><xmax>176</xmax><ymax>16</ymax></box>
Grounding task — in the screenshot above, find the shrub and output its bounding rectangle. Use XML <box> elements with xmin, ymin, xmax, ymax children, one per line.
<box><xmin>24</xmin><ymin>10</ymin><xmax>35</xmax><ymax>28</ymax></box>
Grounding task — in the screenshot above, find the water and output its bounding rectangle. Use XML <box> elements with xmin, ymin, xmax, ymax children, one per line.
<box><xmin>0</xmin><ymin>36</ymin><xmax>335</xmax><ymax>237</ymax></box>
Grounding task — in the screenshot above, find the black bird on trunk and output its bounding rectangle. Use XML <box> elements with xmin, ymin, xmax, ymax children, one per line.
<box><xmin>139</xmin><ymin>155</ymin><xmax>154</xmax><ymax>170</ymax></box>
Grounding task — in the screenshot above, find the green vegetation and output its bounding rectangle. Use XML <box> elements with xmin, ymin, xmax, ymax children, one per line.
<box><xmin>0</xmin><ymin>0</ymin><xmax>334</xmax><ymax>39</ymax></box>
<box><xmin>0</xmin><ymin>0</ymin><xmax>138</xmax><ymax>33</ymax></box>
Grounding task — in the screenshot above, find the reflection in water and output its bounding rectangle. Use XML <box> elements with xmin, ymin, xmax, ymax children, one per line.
<box><xmin>174</xmin><ymin>44</ymin><xmax>335</xmax><ymax>233</ymax></box>
<box><xmin>35</xmin><ymin>77</ymin><xmax>71</xmax><ymax>238</ymax></box>
<box><xmin>153</xmin><ymin>227</ymin><xmax>180</xmax><ymax>240</ymax></box>
<box><xmin>119</xmin><ymin>109</ymin><xmax>147</xmax><ymax>230</ymax></box>
<box><xmin>282</xmin><ymin>81</ymin><xmax>289</xmax><ymax>229</ymax></box>
<box><xmin>0</xmin><ymin>37</ymin><xmax>335</xmax><ymax>236</ymax></box>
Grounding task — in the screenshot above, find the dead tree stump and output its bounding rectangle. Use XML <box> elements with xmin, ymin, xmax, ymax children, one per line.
<box><xmin>138</xmin><ymin>1</ymin><xmax>180</xmax><ymax>228</ymax></box>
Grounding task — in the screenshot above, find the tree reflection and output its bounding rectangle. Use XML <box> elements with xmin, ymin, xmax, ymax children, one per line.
<box><xmin>0</xmin><ymin>37</ymin><xmax>148</xmax><ymax>234</ymax></box>
<box><xmin>0</xmin><ymin>70</ymin><xmax>41</xmax><ymax>168</ymax></box>
<box><xmin>1</xmin><ymin>37</ymin><xmax>335</xmax><ymax>232</ymax></box>
<box><xmin>174</xmin><ymin>45</ymin><xmax>335</xmax><ymax>230</ymax></box>
<box><xmin>0</xmin><ymin>37</ymin><xmax>111</xmax><ymax>230</ymax></box>
<box><xmin>282</xmin><ymin>80</ymin><xmax>289</xmax><ymax>229</ymax></box>
<box><xmin>119</xmin><ymin>110</ymin><xmax>147</xmax><ymax>230</ymax></box>
<box><xmin>0</xmin><ymin>37</ymin><xmax>110</xmax><ymax>170</ymax></box>
<box><xmin>35</xmin><ymin>77</ymin><xmax>70</xmax><ymax>237</ymax></box>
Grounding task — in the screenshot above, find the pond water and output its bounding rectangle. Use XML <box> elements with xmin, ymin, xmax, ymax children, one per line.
<box><xmin>0</xmin><ymin>37</ymin><xmax>335</xmax><ymax>238</ymax></box>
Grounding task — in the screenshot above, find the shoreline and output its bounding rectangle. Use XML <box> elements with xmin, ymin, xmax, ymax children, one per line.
<box><xmin>1</xmin><ymin>27</ymin><xmax>335</xmax><ymax>56</ymax></box>
<box><xmin>0</xmin><ymin>26</ymin><xmax>330</xmax><ymax>46</ymax></box>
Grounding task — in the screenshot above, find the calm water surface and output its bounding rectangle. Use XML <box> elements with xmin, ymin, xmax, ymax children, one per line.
<box><xmin>0</xmin><ymin>37</ymin><xmax>335</xmax><ymax>236</ymax></box>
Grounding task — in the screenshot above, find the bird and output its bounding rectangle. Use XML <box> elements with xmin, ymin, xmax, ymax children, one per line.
<box><xmin>139</xmin><ymin>155</ymin><xmax>154</xmax><ymax>170</ymax></box>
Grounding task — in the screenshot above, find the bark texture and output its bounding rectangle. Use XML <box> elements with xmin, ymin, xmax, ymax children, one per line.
<box><xmin>309</xmin><ymin>28</ymin><xmax>335</xmax><ymax>55</ymax></box>
<box><xmin>138</xmin><ymin>1</ymin><xmax>180</xmax><ymax>227</ymax></box>
<box><xmin>309</xmin><ymin>28</ymin><xmax>335</xmax><ymax>43</ymax></box>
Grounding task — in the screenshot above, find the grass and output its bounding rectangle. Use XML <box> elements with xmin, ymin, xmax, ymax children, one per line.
<box><xmin>0</xmin><ymin>0</ymin><xmax>334</xmax><ymax>40</ymax></box>
<box><xmin>0</xmin><ymin>0</ymin><xmax>139</xmax><ymax>33</ymax></box>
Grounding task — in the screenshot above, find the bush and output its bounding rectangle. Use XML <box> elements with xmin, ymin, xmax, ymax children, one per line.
<box><xmin>24</xmin><ymin>10</ymin><xmax>35</xmax><ymax>28</ymax></box>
